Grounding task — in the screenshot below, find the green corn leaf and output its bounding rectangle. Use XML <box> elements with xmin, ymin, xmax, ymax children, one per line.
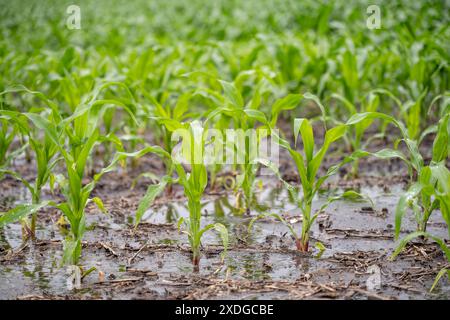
<box><xmin>248</xmin><ymin>212</ymin><xmax>298</xmax><ymax>240</ymax></box>
<box><xmin>131</xmin><ymin>172</ymin><xmax>161</xmax><ymax>189</ymax></box>
<box><xmin>134</xmin><ymin>177</ymin><xmax>170</xmax><ymax>227</ymax></box>
<box><xmin>91</xmin><ymin>197</ymin><xmax>107</xmax><ymax>214</ymax></box>
<box><xmin>94</xmin><ymin>146</ymin><xmax>170</xmax><ymax>182</ymax></box>
<box><xmin>177</xmin><ymin>217</ymin><xmax>185</xmax><ymax>232</ymax></box>
<box><xmin>153</xmin><ymin>117</ymin><xmax>184</xmax><ymax>132</ymax></box>
<box><xmin>308</xmin><ymin>125</ymin><xmax>346</xmax><ymax>181</ymax></box>
<box><xmin>0</xmin><ymin>201</ymin><xmax>49</xmax><ymax>227</ymax></box>
<box><xmin>330</xmin><ymin>93</ymin><xmax>357</xmax><ymax>115</ymax></box>
<box><xmin>347</xmin><ymin>112</ymin><xmax>411</xmax><ymax>152</ymax></box>
<box><xmin>395</xmin><ymin>183</ymin><xmax>422</xmax><ymax>239</ymax></box>
<box><xmin>62</xmin><ymin>238</ymin><xmax>82</xmax><ymax>266</ymax></box>
<box><xmin>0</xmin><ymin>86</ymin><xmax>60</xmax><ymax>116</ymax></box>
<box><xmin>212</xmin><ymin>223</ymin><xmax>229</xmax><ymax>256</ymax></box>
<box><xmin>432</xmin><ymin>114</ymin><xmax>449</xmax><ymax>163</ymax></box>
<box><xmin>313</xmin><ymin>150</ymin><xmax>369</xmax><ymax>194</ymax></box>
<box><xmin>270</xmin><ymin>131</ymin><xmax>309</xmax><ymax>193</ymax></box>
<box><xmin>0</xmin><ymin>169</ymin><xmax>35</xmax><ymax>198</ymax></box>
<box><xmin>318</xmin><ymin>190</ymin><xmax>373</xmax><ymax>214</ymax></box>
<box><xmin>418</xmin><ymin>125</ymin><xmax>437</xmax><ymax>146</ymax></box>
<box><xmin>77</xmin><ymin>214</ymin><xmax>86</xmax><ymax>242</ymax></box>
<box><xmin>293</xmin><ymin>118</ymin><xmax>314</xmax><ymax>161</ymax></box>
<box><xmin>371</xmin><ymin>148</ymin><xmax>410</xmax><ymax>165</ymax></box>
<box><xmin>391</xmin><ymin>231</ymin><xmax>450</xmax><ymax>263</ymax></box>
<box><xmin>173</xmin><ymin>92</ymin><xmax>191</xmax><ymax>121</ymax></box>
<box><xmin>76</xmin><ymin>129</ymin><xmax>100</xmax><ymax>178</ymax></box>
<box><xmin>371</xmin><ymin>89</ymin><xmax>402</xmax><ymax>110</ymax></box>
<box><xmin>243</xmin><ymin>109</ymin><xmax>268</xmax><ymax>125</ymax></box>
<box><xmin>314</xmin><ymin>242</ymin><xmax>326</xmax><ymax>259</ymax></box>
<box><xmin>23</xmin><ymin>113</ymin><xmax>61</xmax><ymax>149</ymax></box>
<box><xmin>219</xmin><ymin>80</ymin><xmax>244</xmax><ymax>108</ymax></box>
<box><xmin>270</xmin><ymin>94</ymin><xmax>302</xmax><ymax>126</ymax></box>
<box><xmin>430</xmin><ymin>267</ymin><xmax>449</xmax><ymax>292</ymax></box>
<box><xmin>303</xmin><ymin>93</ymin><xmax>327</xmax><ymax>126</ymax></box>
<box><xmin>341</xmin><ymin>50</ymin><xmax>358</xmax><ymax>98</ymax></box>
<box><xmin>430</xmin><ymin>163</ymin><xmax>450</xmax><ymax>193</ymax></box>
<box><xmin>427</xmin><ymin>93</ymin><xmax>450</xmax><ymax>117</ymax></box>
<box><xmin>54</xmin><ymin>202</ymin><xmax>76</xmax><ymax>229</ymax></box>
<box><xmin>437</xmin><ymin>194</ymin><xmax>450</xmax><ymax>238</ymax></box>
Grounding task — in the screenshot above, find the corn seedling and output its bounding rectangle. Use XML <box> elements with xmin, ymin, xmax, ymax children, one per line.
<box><xmin>347</xmin><ymin>111</ymin><xmax>449</xmax><ymax>237</ymax></box>
<box><xmin>251</xmin><ymin>114</ymin><xmax>368</xmax><ymax>252</ymax></box>
<box><xmin>391</xmin><ymin>231</ymin><xmax>450</xmax><ymax>292</ymax></box>
<box><xmin>0</xmin><ymin>118</ymin><xmax>19</xmax><ymax>179</ymax></box>
<box><xmin>0</xmin><ymin>110</ymin><xmax>59</xmax><ymax>239</ymax></box>
<box><xmin>144</xmin><ymin>91</ymin><xmax>195</xmax><ymax>194</ymax></box>
<box><xmin>329</xmin><ymin>92</ymin><xmax>381</xmax><ymax>177</ymax></box>
<box><xmin>368</xmin><ymin>89</ymin><xmax>430</xmax><ymax>141</ymax></box>
<box><xmin>0</xmin><ymin>0</ymin><xmax>449</xmax><ymax>299</ymax></box>
<box><xmin>175</xmin><ymin>121</ymin><xmax>228</xmax><ymax>268</ymax></box>
<box><xmin>0</xmin><ymin>83</ymin><xmax>138</xmax><ymax>266</ymax></box>
<box><xmin>0</xmin><ymin>86</ymin><xmax>68</xmax><ymax>237</ymax></box>
<box><xmin>339</xmin><ymin>49</ymin><xmax>360</xmax><ymax>108</ymax></box>
<box><xmin>134</xmin><ymin>121</ymin><xmax>228</xmax><ymax>269</ymax></box>
<box><xmin>206</xmin><ymin>79</ymin><xmax>276</xmax><ymax>212</ymax></box>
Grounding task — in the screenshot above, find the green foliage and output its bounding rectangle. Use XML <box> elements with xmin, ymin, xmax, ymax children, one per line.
<box><xmin>391</xmin><ymin>231</ymin><xmax>450</xmax><ymax>292</ymax></box>
<box><xmin>0</xmin><ymin>0</ymin><xmax>449</xmax><ymax>290</ymax></box>
<box><xmin>347</xmin><ymin>112</ymin><xmax>450</xmax><ymax>237</ymax></box>
<box><xmin>252</xmin><ymin>99</ymin><xmax>370</xmax><ymax>251</ymax></box>
<box><xmin>205</xmin><ymin>79</ymin><xmax>274</xmax><ymax>212</ymax></box>
<box><xmin>0</xmin><ymin>118</ymin><xmax>17</xmax><ymax>173</ymax></box>
<box><xmin>174</xmin><ymin>121</ymin><xmax>228</xmax><ymax>266</ymax></box>
<box><xmin>134</xmin><ymin>121</ymin><xmax>228</xmax><ymax>267</ymax></box>
<box><xmin>0</xmin><ymin>104</ymin><xmax>60</xmax><ymax>237</ymax></box>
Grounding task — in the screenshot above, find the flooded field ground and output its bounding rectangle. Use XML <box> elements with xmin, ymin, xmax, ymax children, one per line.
<box><xmin>1</xmin><ymin>155</ymin><xmax>449</xmax><ymax>300</ymax></box>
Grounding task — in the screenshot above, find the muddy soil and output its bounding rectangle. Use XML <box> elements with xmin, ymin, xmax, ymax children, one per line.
<box><xmin>0</xmin><ymin>142</ymin><xmax>449</xmax><ymax>300</ymax></box>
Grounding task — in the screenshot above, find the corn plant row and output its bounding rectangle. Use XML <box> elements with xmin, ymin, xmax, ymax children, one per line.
<box><xmin>0</xmin><ymin>82</ymin><xmax>448</xmax><ymax>288</ymax></box>
<box><xmin>0</xmin><ymin>0</ymin><xmax>449</xmax><ymax>291</ymax></box>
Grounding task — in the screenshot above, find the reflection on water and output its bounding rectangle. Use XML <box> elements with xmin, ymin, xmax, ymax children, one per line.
<box><xmin>146</xmin><ymin>184</ymin><xmax>291</xmax><ymax>225</ymax></box>
<box><xmin>165</xmin><ymin>203</ymin><xmax>179</xmax><ymax>224</ymax></box>
<box><xmin>1</xmin><ymin>179</ymin><xmax>448</xmax><ymax>299</ymax></box>
<box><xmin>0</xmin><ymin>228</ymin><xmax>11</xmax><ymax>252</ymax></box>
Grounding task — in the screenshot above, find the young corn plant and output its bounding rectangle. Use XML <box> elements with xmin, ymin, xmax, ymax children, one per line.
<box><xmin>144</xmin><ymin>91</ymin><xmax>194</xmax><ymax>195</ymax></box>
<box><xmin>391</xmin><ymin>231</ymin><xmax>450</xmax><ymax>292</ymax></box>
<box><xmin>0</xmin><ymin>86</ymin><xmax>68</xmax><ymax>237</ymax></box>
<box><xmin>176</xmin><ymin>121</ymin><xmax>228</xmax><ymax>268</ymax></box>
<box><xmin>250</xmin><ymin>116</ymin><xmax>367</xmax><ymax>252</ymax></box>
<box><xmin>329</xmin><ymin>91</ymin><xmax>382</xmax><ymax>177</ymax></box>
<box><xmin>50</xmin><ymin>84</ymin><xmax>141</xmax><ymax>266</ymax></box>
<box><xmin>346</xmin><ymin>111</ymin><xmax>449</xmax><ymax>237</ymax></box>
<box><xmin>0</xmin><ymin>110</ymin><xmax>59</xmax><ymax>239</ymax></box>
<box><xmin>207</xmin><ymin>80</ymin><xmax>268</xmax><ymax>212</ymax></box>
<box><xmin>0</xmin><ymin>118</ymin><xmax>18</xmax><ymax>179</ymax></box>
<box><xmin>368</xmin><ymin>88</ymin><xmax>429</xmax><ymax>141</ymax></box>
<box><xmin>393</xmin><ymin>163</ymin><xmax>450</xmax><ymax>238</ymax></box>
<box><xmin>0</xmin><ymin>113</ymin><xmax>100</xmax><ymax>267</ymax></box>
<box><xmin>397</xmin><ymin>112</ymin><xmax>450</xmax><ymax>236</ymax></box>
<box><xmin>0</xmin><ymin>83</ymin><xmax>138</xmax><ymax>268</ymax></box>
<box><xmin>0</xmin><ymin>90</ymin><xmax>34</xmax><ymax>180</ymax></box>
<box><xmin>208</xmin><ymin>80</ymin><xmax>302</xmax><ymax>212</ymax></box>
<box><xmin>52</xmin><ymin>141</ymin><xmax>164</xmax><ymax>268</ymax></box>
<box><xmin>347</xmin><ymin>111</ymin><xmax>450</xmax><ymax>292</ymax></box>
<box><xmin>134</xmin><ymin>121</ymin><xmax>228</xmax><ymax>270</ymax></box>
